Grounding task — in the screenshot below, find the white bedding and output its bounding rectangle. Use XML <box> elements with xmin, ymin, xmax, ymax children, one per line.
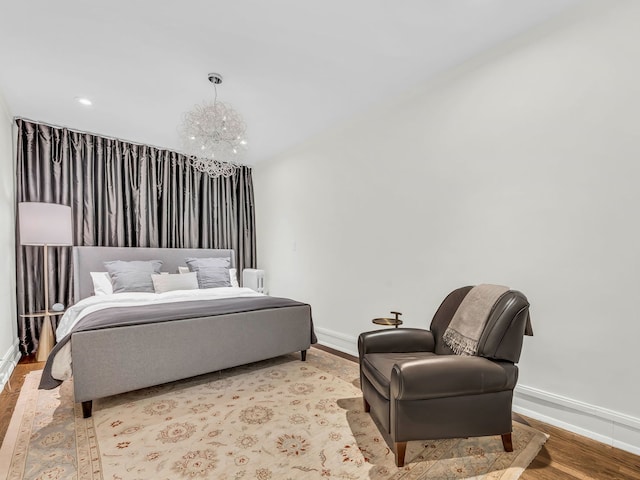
<box><xmin>51</xmin><ymin>287</ymin><xmax>264</xmax><ymax>381</ymax></box>
<box><xmin>56</xmin><ymin>286</ymin><xmax>264</xmax><ymax>340</ymax></box>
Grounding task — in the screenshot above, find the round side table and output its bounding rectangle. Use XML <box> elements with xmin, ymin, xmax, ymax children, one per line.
<box><xmin>372</xmin><ymin>311</ymin><xmax>403</xmax><ymax>328</ymax></box>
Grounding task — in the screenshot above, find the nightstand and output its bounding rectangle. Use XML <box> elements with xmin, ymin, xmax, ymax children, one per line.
<box><xmin>20</xmin><ymin>310</ymin><xmax>65</xmax><ymax>361</ymax></box>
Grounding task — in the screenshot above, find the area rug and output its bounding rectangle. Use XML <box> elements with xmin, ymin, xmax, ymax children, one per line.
<box><xmin>0</xmin><ymin>349</ymin><xmax>547</xmax><ymax>480</ymax></box>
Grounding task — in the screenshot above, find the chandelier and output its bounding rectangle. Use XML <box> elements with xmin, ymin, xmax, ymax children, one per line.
<box><xmin>178</xmin><ymin>73</ymin><xmax>248</xmax><ymax>178</ymax></box>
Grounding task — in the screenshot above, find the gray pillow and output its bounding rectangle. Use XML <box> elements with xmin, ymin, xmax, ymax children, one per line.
<box><xmin>185</xmin><ymin>257</ymin><xmax>231</xmax><ymax>288</ymax></box>
<box><xmin>104</xmin><ymin>260</ymin><xmax>163</xmax><ymax>293</ymax></box>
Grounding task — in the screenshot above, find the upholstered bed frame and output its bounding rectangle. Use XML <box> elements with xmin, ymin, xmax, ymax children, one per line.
<box><xmin>70</xmin><ymin>246</ymin><xmax>312</xmax><ymax>417</ymax></box>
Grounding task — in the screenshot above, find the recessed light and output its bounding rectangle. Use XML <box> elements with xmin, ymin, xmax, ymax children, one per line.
<box><xmin>75</xmin><ymin>97</ymin><xmax>92</xmax><ymax>106</ymax></box>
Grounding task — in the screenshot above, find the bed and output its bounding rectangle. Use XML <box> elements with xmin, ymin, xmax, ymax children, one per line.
<box><xmin>39</xmin><ymin>246</ymin><xmax>314</xmax><ymax>418</ymax></box>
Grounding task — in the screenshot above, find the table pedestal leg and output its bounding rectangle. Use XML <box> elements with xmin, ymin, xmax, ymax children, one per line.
<box><xmin>36</xmin><ymin>316</ymin><xmax>55</xmax><ymax>362</ymax></box>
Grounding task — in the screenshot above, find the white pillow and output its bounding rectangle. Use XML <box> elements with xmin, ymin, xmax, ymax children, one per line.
<box><xmin>90</xmin><ymin>272</ymin><xmax>113</xmax><ymax>296</ymax></box>
<box><xmin>229</xmin><ymin>268</ymin><xmax>240</xmax><ymax>288</ymax></box>
<box><xmin>178</xmin><ymin>265</ymin><xmax>239</xmax><ymax>287</ymax></box>
<box><xmin>151</xmin><ymin>272</ymin><xmax>199</xmax><ymax>293</ymax></box>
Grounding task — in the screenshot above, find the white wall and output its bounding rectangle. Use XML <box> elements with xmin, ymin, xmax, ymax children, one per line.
<box><xmin>255</xmin><ymin>0</ymin><xmax>640</xmax><ymax>453</ymax></box>
<box><xmin>0</xmin><ymin>89</ymin><xmax>19</xmax><ymax>391</ymax></box>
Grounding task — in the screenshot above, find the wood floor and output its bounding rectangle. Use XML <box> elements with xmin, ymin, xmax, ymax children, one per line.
<box><xmin>2</xmin><ymin>347</ymin><xmax>639</xmax><ymax>479</ymax></box>
<box><xmin>0</xmin><ymin>354</ymin><xmax>42</xmax><ymax>448</ymax></box>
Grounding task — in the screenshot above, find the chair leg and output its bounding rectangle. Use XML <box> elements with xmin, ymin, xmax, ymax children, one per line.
<box><xmin>501</xmin><ymin>433</ymin><xmax>513</xmax><ymax>452</ymax></box>
<box><xmin>363</xmin><ymin>397</ymin><xmax>370</xmax><ymax>412</ymax></box>
<box><xmin>394</xmin><ymin>442</ymin><xmax>407</xmax><ymax>467</ymax></box>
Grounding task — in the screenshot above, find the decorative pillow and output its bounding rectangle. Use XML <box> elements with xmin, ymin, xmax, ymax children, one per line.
<box><xmin>179</xmin><ymin>264</ymin><xmax>239</xmax><ymax>287</ymax></box>
<box><xmin>104</xmin><ymin>260</ymin><xmax>163</xmax><ymax>293</ymax></box>
<box><xmin>151</xmin><ymin>272</ymin><xmax>199</xmax><ymax>293</ymax></box>
<box><xmin>229</xmin><ymin>268</ymin><xmax>240</xmax><ymax>288</ymax></box>
<box><xmin>195</xmin><ymin>266</ymin><xmax>232</xmax><ymax>288</ymax></box>
<box><xmin>185</xmin><ymin>257</ymin><xmax>231</xmax><ymax>288</ymax></box>
<box><xmin>90</xmin><ymin>272</ymin><xmax>113</xmax><ymax>296</ymax></box>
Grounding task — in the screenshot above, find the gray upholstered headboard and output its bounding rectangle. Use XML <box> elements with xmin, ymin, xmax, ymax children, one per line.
<box><xmin>73</xmin><ymin>246</ymin><xmax>235</xmax><ymax>301</ymax></box>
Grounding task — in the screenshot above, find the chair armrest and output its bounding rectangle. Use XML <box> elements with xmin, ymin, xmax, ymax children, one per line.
<box><xmin>358</xmin><ymin>329</ymin><xmax>435</xmax><ymax>359</ymax></box>
<box><xmin>390</xmin><ymin>356</ymin><xmax>517</xmax><ymax>401</ymax></box>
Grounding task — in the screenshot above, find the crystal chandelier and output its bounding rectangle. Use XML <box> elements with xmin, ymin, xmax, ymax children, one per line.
<box><xmin>178</xmin><ymin>73</ymin><xmax>248</xmax><ymax>178</ymax></box>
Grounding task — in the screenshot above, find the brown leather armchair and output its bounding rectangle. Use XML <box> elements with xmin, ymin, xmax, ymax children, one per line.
<box><xmin>358</xmin><ymin>286</ymin><xmax>532</xmax><ymax>467</ymax></box>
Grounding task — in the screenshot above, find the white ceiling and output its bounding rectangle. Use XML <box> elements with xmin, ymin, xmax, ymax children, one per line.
<box><xmin>0</xmin><ymin>0</ymin><xmax>582</xmax><ymax>165</ymax></box>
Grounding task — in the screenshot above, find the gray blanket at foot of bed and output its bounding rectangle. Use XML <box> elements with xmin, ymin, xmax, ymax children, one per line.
<box><xmin>39</xmin><ymin>296</ymin><xmax>316</xmax><ymax>390</ymax></box>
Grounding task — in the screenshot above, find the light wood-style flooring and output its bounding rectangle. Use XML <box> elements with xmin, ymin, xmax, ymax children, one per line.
<box><xmin>2</xmin><ymin>347</ymin><xmax>639</xmax><ymax>479</ymax></box>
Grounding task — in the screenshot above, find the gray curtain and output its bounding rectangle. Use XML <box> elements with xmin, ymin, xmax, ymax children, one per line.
<box><xmin>15</xmin><ymin>118</ymin><xmax>256</xmax><ymax>354</ymax></box>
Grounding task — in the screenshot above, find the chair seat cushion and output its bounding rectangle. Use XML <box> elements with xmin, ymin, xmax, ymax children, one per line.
<box><xmin>362</xmin><ymin>352</ymin><xmax>437</xmax><ymax>399</ymax></box>
<box><xmin>363</xmin><ymin>352</ymin><xmax>517</xmax><ymax>401</ymax></box>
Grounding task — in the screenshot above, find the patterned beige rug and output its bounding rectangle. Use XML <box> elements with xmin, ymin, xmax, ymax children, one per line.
<box><xmin>0</xmin><ymin>348</ymin><xmax>547</xmax><ymax>480</ymax></box>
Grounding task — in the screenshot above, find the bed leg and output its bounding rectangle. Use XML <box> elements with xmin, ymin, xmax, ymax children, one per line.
<box><xmin>301</xmin><ymin>350</ymin><xmax>307</xmax><ymax>361</ymax></box>
<box><xmin>82</xmin><ymin>400</ymin><xmax>93</xmax><ymax>418</ymax></box>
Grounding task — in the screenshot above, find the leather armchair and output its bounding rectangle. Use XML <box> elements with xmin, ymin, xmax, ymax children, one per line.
<box><xmin>358</xmin><ymin>286</ymin><xmax>531</xmax><ymax>467</ymax></box>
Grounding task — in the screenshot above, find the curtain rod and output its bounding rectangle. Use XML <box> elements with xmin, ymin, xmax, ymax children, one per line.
<box><xmin>14</xmin><ymin>116</ymin><xmax>179</xmax><ymax>152</ymax></box>
<box><xmin>13</xmin><ymin>116</ymin><xmax>250</xmax><ymax>167</ymax></box>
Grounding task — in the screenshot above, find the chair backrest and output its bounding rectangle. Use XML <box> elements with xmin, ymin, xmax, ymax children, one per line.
<box><xmin>429</xmin><ymin>286</ymin><xmax>531</xmax><ymax>363</ymax></box>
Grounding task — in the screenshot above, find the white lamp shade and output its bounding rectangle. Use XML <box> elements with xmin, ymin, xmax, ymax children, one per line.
<box><xmin>19</xmin><ymin>202</ymin><xmax>73</xmax><ymax>246</ymax></box>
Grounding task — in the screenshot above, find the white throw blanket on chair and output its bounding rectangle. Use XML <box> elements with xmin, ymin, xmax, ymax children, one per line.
<box><xmin>443</xmin><ymin>284</ymin><xmax>509</xmax><ymax>356</ymax></box>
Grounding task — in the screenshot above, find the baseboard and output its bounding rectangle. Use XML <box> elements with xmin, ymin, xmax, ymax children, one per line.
<box><xmin>0</xmin><ymin>338</ymin><xmax>21</xmax><ymax>392</ymax></box>
<box><xmin>314</xmin><ymin>327</ymin><xmax>359</xmax><ymax>357</ymax></box>
<box><xmin>514</xmin><ymin>384</ymin><xmax>640</xmax><ymax>456</ymax></box>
